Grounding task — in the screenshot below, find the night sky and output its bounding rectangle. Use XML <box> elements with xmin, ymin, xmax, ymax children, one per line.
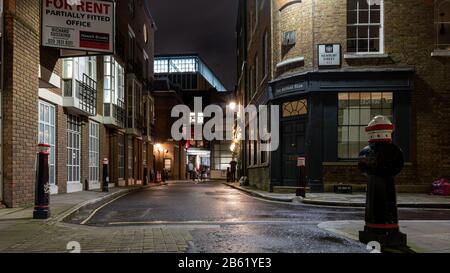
<box><xmin>147</xmin><ymin>0</ymin><xmax>239</xmax><ymax>91</ymax></box>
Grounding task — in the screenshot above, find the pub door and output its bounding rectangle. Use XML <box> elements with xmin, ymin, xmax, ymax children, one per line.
<box><xmin>281</xmin><ymin>118</ymin><xmax>307</xmax><ymax>186</ymax></box>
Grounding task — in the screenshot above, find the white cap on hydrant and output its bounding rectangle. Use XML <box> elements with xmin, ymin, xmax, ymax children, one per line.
<box><xmin>366</xmin><ymin>115</ymin><xmax>395</xmax><ymax>143</ymax></box>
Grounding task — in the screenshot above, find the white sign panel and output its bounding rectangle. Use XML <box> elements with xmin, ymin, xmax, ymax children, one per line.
<box><xmin>297</xmin><ymin>157</ymin><xmax>306</xmax><ymax>167</ymax></box>
<box><xmin>318</xmin><ymin>44</ymin><xmax>341</xmax><ymax>68</ymax></box>
<box><xmin>41</xmin><ymin>0</ymin><xmax>114</xmax><ymax>53</ymax></box>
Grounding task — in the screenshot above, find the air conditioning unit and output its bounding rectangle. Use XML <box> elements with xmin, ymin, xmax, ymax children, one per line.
<box><xmin>282</xmin><ymin>31</ymin><xmax>296</xmax><ymax>46</ymax></box>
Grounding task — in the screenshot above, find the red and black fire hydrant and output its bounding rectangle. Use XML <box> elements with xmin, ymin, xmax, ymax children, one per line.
<box><xmin>358</xmin><ymin>115</ymin><xmax>407</xmax><ymax>249</ymax></box>
<box><xmin>33</xmin><ymin>143</ymin><xmax>51</xmax><ymax>219</ymax></box>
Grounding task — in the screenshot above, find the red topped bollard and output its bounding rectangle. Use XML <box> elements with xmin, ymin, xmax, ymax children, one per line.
<box><xmin>358</xmin><ymin>116</ymin><xmax>407</xmax><ymax>250</ymax></box>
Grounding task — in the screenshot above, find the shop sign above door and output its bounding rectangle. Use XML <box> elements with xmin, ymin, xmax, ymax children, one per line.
<box><xmin>41</xmin><ymin>0</ymin><xmax>115</xmax><ymax>54</ymax></box>
<box><xmin>318</xmin><ymin>44</ymin><xmax>341</xmax><ymax>68</ymax></box>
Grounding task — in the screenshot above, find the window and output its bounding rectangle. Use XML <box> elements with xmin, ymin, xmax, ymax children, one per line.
<box><xmin>128</xmin><ymin>0</ymin><xmax>135</xmax><ymax>18</ymax></box>
<box><xmin>104</xmin><ymin>56</ymin><xmax>116</xmax><ymax>105</ymax></box>
<box><xmin>118</xmin><ymin>134</ymin><xmax>125</xmax><ymax>179</ymax></box>
<box><xmin>128</xmin><ymin>136</ymin><xmax>133</xmax><ymax>178</ymax></box>
<box><xmin>128</xmin><ymin>29</ymin><xmax>136</xmax><ymax>66</ymax></box>
<box><xmin>253</xmin><ymin>140</ymin><xmax>258</xmax><ymax>165</ymax></box>
<box><xmin>63</xmin><ymin>57</ymin><xmax>96</xmax><ymax>81</ymax></box>
<box><xmin>255</xmin><ymin>0</ymin><xmax>259</xmax><ymax>27</ymax></box>
<box><xmin>436</xmin><ymin>0</ymin><xmax>450</xmax><ymax>50</ymax></box>
<box><xmin>89</xmin><ymin>122</ymin><xmax>100</xmax><ymax>184</ymax></box>
<box><xmin>347</xmin><ymin>0</ymin><xmax>383</xmax><ymax>53</ymax></box>
<box><xmin>338</xmin><ymin>92</ymin><xmax>393</xmax><ymax>159</ymax></box>
<box><xmin>38</xmin><ymin>101</ymin><xmax>56</xmax><ymax>186</ymax></box>
<box><xmin>144</xmin><ymin>54</ymin><xmax>149</xmax><ymax>81</ymax></box>
<box><xmin>282</xmin><ymin>100</ymin><xmax>308</xmax><ymax>118</ymax></box>
<box><xmin>67</xmin><ymin>115</ymin><xmax>81</xmax><ymax>184</ymax></box>
<box><xmin>117</xmin><ymin>63</ymin><xmax>125</xmax><ymax>102</ymax></box>
<box><xmin>262</xmin><ymin>31</ymin><xmax>268</xmax><ymax>81</ymax></box>
<box><xmin>255</xmin><ymin>55</ymin><xmax>258</xmax><ymax>93</ymax></box>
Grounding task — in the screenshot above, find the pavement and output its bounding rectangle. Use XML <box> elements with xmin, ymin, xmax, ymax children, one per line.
<box><xmin>318</xmin><ymin>220</ymin><xmax>450</xmax><ymax>253</ymax></box>
<box><xmin>224</xmin><ymin>182</ymin><xmax>450</xmax><ymax>208</ymax></box>
<box><xmin>0</xmin><ymin>183</ymin><xmax>192</xmax><ymax>253</ymax></box>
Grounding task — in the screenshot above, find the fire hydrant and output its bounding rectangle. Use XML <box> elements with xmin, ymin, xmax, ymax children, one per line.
<box><xmin>358</xmin><ymin>116</ymin><xmax>407</xmax><ymax>249</ymax></box>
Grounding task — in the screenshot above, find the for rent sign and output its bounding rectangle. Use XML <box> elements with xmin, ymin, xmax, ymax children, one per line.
<box><xmin>41</xmin><ymin>0</ymin><xmax>114</xmax><ymax>53</ymax></box>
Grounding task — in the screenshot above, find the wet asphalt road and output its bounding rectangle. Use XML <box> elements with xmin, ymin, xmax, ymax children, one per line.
<box><xmin>86</xmin><ymin>181</ymin><xmax>450</xmax><ymax>253</ymax></box>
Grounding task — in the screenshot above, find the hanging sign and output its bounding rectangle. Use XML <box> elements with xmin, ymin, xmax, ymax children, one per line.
<box><xmin>41</xmin><ymin>0</ymin><xmax>115</xmax><ymax>53</ymax></box>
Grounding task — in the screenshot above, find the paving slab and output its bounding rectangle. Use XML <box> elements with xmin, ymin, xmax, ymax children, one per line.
<box><xmin>318</xmin><ymin>220</ymin><xmax>450</xmax><ymax>253</ymax></box>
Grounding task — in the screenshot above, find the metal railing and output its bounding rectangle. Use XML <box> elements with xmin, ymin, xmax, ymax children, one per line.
<box><xmin>62</xmin><ymin>74</ymin><xmax>97</xmax><ymax>116</ymax></box>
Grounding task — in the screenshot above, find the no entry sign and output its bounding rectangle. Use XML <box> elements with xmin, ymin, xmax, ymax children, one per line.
<box><xmin>41</xmin><ymin>0</ymin><xmax>115</xmax><ymax>53</ymax></box>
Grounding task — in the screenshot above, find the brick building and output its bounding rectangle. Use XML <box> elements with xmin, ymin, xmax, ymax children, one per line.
<box><xmin>153</xmin><ymin>54</ymin><xmax>234</xmax><ymax>181</ymax></box>
<box><xmin>237</xmin><ymin>0</ymin><xmax>450</xmax><ymax>193</ymax></box>
<box><xmin>0</xmin><ymin>0</ymin><xmax>157</xmax><ymax>208</ymax></box>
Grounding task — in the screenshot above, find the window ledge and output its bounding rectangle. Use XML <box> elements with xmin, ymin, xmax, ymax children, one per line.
<box><xmin>344</xmin><ymin>53</ymin><xmax>389</xmax><ymax>60</ymax></box>
<box><xmin>431</xmin><ymin>50</ymin><xmax>450</xmax><ymax>57</ymax></box>
<box><xmin>276</xmin><ymin>57</ymin><xmax>305</xmax><ymax>69</ymax></box>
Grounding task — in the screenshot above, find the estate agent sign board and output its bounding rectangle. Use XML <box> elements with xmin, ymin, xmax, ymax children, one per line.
<box><xmin>41</xmin><ymin>0</ymin><xmax>115</xmax><ymax>53</ymax></box>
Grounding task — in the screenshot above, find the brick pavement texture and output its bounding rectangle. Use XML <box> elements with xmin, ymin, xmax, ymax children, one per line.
<box><xmin>0</xmin><ymin>221</ymin><xmax>193</xmax><ymax>253</ymax></box>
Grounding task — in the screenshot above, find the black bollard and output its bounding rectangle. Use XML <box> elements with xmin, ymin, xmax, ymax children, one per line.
<box><xmin>358</xmin><ymin>116</ymin><xmax>407</xmax><ymax>249</ymax></box>
<box><xmin>102</xmin><ymin>158</ymin><xmax>109</xmax><ymax>192</ymax></box>
<box><xmin>33</xmin><ymin>144</ymin><xmax>51</xmax><ymax>219</ymax></box>
<box><xmin>297</xmin><ymin>157</ymin><xmax>306</xmax><ymax>198</ymax></box>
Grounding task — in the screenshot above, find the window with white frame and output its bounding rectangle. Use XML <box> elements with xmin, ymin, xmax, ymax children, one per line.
<box><xmin>38</xmin><ymin>101</ymin><xmax>56</xmax><ymax>186</ymax></box>
<box><xmin>347</xmin><ymin>0</ymin><xmax>384</xmax><ymax>53</ymax></box>
<box><xmin>67</xmin><ymin>115</ymin><xmax>81</xmax><ymax>184</ymax></box>
<box><xmin>104</xmin><ymin>56</ymin><xmax>116</xmax><ymax>105</ymax></box>
<box><xmin>436</xmin><ymin>0</ymin><xmax>450</xmax><ymax>50</ymax></box>
<box><xmin>338</xmin><ymin>92</ymin><xmax>393</xmax><ymax>159</ymax></box>
<box><xmin>89</xmin><ymin>122</ymin><xmax>100</xmax><ymax>184</ymax></box>
<box><xmin>63</xmin><ymin>57</ymin><xmax>97</xmax><ymax>81</ymax></box>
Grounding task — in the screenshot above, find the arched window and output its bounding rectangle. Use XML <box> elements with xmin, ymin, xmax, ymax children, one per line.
<box><xmin>436</xmin><ymin>0</ymin><xmax>450</xmax><ymax>50</ymax></box>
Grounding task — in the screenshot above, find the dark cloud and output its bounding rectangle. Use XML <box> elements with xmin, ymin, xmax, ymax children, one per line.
<box><xmin>147</xmin><ymin>0</ymin><xmax>238</xmax><ymax>90</ymax></box>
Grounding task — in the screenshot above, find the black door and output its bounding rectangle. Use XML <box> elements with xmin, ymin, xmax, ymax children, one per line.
<box><xmin>281</xmin><ymin>118</ymin><xmax>307</xmax><ymax>186</ymax></box>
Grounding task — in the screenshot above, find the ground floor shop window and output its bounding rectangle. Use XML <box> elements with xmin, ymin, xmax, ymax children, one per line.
<box><xmin>67</xmin><ymin>115</ymin><xmax>81</xmax><ymax>184</ymax></box>
<box><xmin>89</xmin><ymin>122</ymin><xmax>100</xmax><ymax>183</ymax></box>
<box><xmin>38</xmin><ymin>101</ymin><xmax>56</xmax><ymax>186</ymax></box>
<box><xmin>338</xmin><ymin>92</ymin><xmax>393</xmax><ymax>159</ymax></box>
